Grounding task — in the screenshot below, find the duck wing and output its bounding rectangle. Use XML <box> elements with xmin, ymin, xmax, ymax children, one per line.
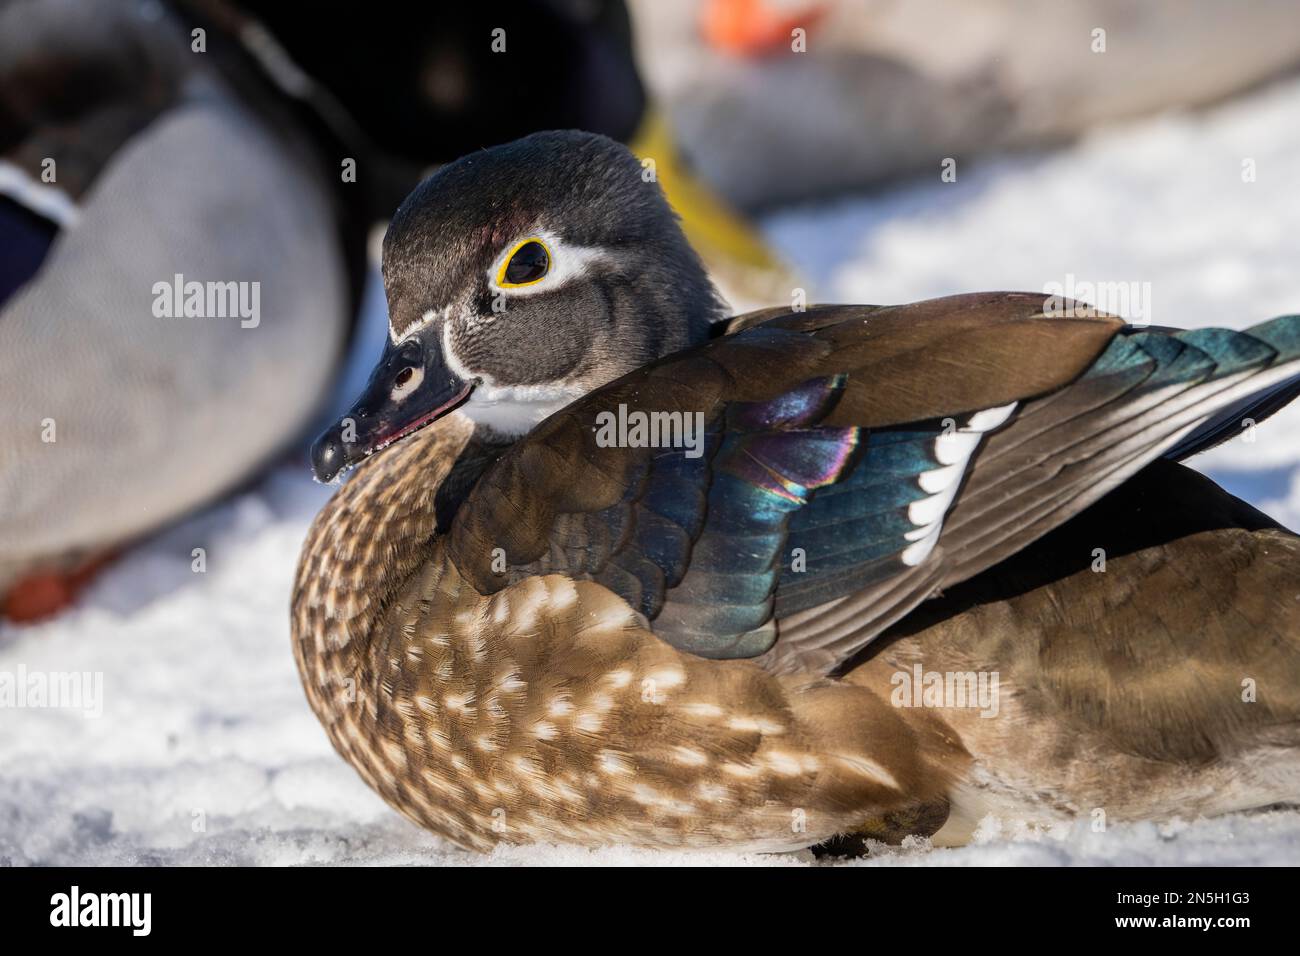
<box><xmin>447</xmin><ymin>292</ymin><xmax>1300</xmax><ymax>675</ymax></box>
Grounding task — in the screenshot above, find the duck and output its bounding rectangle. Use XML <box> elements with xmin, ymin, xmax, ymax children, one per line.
<box><xmin>0</xmin><ymin>0</ymin><xmax>352</xmax><ymax>618</ymax></box>
<box><xmin>635</xmin><ymin>0</ymin><xmax>1300</xmax><ymax>208</ymax></box>
<box><xmin>292</xmin><ymin>130</ymin><xmax>1300</xmax><ymax>853</ymax></box>
<box><xmin>0</xmin><ymin>0</ymin><xmax>786</xmax><ymax>621</ymax></box>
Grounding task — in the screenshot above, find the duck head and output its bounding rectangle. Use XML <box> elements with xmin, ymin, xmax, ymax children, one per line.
<box><xmin>311</xmin><ymin>130</ymin><xmax>725</xmax><ymax>483</ymax></box>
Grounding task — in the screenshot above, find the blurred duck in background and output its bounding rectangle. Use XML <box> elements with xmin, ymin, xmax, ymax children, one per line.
<box><xmin>0</xmin><ymin>0</ymin><xmax>786</xmax><ymax>621</ymax></box>
<box><xmin>0</xmin><ymin>0</ymin><xmax>352</xmax><ymax>619</ymax></box>
<box><xmin>636</xmin><ymin>0</ymin><xmax>1300</xmax><ymax>208</ymax></box>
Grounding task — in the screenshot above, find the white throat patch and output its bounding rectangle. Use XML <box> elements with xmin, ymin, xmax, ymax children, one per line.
<box><xmin>459</xmin><ymin>382</ymin><xmax>585</xmax><ymax>437</ymax></box>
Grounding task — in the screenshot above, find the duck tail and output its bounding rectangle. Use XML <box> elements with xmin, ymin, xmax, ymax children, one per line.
<box><xmin>1119</xmin><ymin>313</ymin><xmax>1300</xmax><ymax>461</ymax></box>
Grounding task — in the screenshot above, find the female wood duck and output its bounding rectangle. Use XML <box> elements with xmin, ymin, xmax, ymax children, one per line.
<box><xmin>292</xmin><ymin>130</ymin><xmax>1300</xmax><ymax>852</ymax></box>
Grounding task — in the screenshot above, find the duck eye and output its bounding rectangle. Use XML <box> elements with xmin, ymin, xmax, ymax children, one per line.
<box><xmin>499</xmin><ymin>239</ymin><xmax>551</xmax><ymax>288</ymax></box>
<box><xmin>389</xmin><ymin>364</ymin><xmax>424</xmax><ymax>401</ymax></box>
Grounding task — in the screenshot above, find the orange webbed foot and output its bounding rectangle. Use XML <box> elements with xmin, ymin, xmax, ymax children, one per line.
<box><xmin>2</xmin><ymin>553</ymin><xmax>117</xmax><ymax>623</ymax></box>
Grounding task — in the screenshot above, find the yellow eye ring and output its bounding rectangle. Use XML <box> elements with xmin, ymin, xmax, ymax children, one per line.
<box><xmin>496</xmin><ymin>237</ymin><xmax>552</xmax><ymax>288</ymax></box>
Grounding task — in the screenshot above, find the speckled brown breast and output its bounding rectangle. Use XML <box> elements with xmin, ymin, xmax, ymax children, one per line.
<box><xmin>291</xmin><ymin>413</ymin><xmax>965</xmax><ymax>851</ymax></box>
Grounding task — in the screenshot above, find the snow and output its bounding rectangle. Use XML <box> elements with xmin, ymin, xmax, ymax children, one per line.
<box><xmin>4</xmin><ymin>78</ymin><xmax>1300</xmax><ymax>867</ymax></box>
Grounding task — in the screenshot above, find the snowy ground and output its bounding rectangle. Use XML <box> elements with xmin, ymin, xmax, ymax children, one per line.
<box><xmin>4</xmin><ymin>77</ymin><xmax>1300</xmax><ymax>867</ymax></box>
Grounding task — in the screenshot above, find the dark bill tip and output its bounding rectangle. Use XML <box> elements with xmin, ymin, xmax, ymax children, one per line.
<box><xmin>311</xmin><ymin>428</ymin><xmax>348</xmax><ymax>484</ymax></box>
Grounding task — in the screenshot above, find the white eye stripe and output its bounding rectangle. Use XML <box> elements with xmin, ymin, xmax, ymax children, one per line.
<box><xmin>486</xmin><ymin>229</ymin><xmax>611</xmax><ymax>298</ymax></box>
<box><xmin>387</xmin><ymin>232</ymin><xmax>613</xmax><ymax>343</ymax></box>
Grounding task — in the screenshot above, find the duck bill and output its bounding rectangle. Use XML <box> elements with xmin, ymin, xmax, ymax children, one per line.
<box><xmin>310</xmin><ymin>337</ymin><xmax>472</xmax><ymax>483</ymax></box>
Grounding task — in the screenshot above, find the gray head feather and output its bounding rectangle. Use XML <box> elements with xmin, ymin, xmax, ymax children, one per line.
<box><xmin>382</xmin><ymin>130</ymin><xmax>726</xmax><ymax>396</ymax></box>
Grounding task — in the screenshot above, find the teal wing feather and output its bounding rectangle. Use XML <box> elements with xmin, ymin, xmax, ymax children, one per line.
<box><xmin>1157</xmin><ymin>317</ymin><xmax>1300</xmax><ymax>460</ymax></box>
